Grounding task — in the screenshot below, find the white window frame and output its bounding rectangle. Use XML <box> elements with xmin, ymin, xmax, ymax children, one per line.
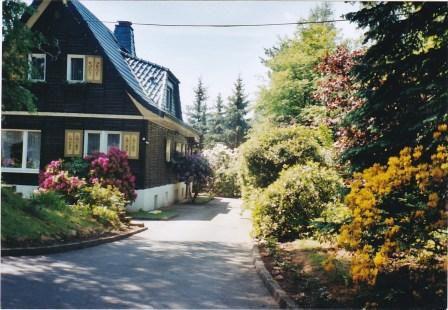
<box><xmin>1</xmin><ymin>129</ymin><xmax>41</xmax><ymax>173</ymax></box>
<box><xmin>166</xmin><ymin>81</ymin><xmax>174</xmax><ymax>113</ymax></box>
<box><xmin>83</xmin><ymin>130</ymin><xmax>122</xmax><ymax>156</ymax></box>
<box><xmin>67</xmin><ymin>54</ymin><xmax>85</xmax><ymax>83</ymax></box>
<box><xmin>28</xmin><ymin>53</ymin><xmax>46</xmax><ymax>82</ymax></box>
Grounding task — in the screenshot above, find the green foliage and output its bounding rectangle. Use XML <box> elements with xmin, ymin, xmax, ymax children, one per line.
<box><xmin>78</xmin><ymin>183</ymin><xmax>127</xmax><ymax>212</ymax></box>
<box><xmin>223</xmin><ymin>76</ymin><xmax>250</xmax><ymax>148</ymax></box>
<box><xmin>62</xmin><ymin>157</ymin><xmax>89</xmax><ymax>179</ymax></box>
<box><xmin>251</xmin><ymin>163</ymin><xmax>343</xmax><ymax>241</ymax></box>
<box><xmin>343</xmin><ymin>2</ymin><xmax>448</xmax><ymax>170</ymax></box>
<box><xmin>1</xmin><ymin>187</ymin><xmax>117</xmax><ymax>246</ymax></box>
<box><xmin>187</xmin><ymin>78</ymin><xmax>208</xmax><ymax>148</ymax></box>
<box><xmin>2</xmin><ymin>0</ymin><xmax>44</xmax><ymax>111</ymax></box>
<box><xmin>205</xmin><ymin>94</ymin><xmax>226</xmax><ymax>147</ymax></box>
<box><xmin>255</xmin><ymin>4</ymin><xmax>337</xmax><ymax>123</ymax></box>
<box><xmin>240</xmin><ymin>124</ymin><xmax>333</xmax><ymax>190</ymax></box>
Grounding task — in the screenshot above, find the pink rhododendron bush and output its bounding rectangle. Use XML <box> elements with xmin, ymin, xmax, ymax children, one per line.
<box><xmin>39</xmin><ymin>147</ymin><xmax>137</xmax><ymax>204</ymax></box>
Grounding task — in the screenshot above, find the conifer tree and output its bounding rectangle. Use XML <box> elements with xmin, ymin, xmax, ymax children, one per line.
<box><xmin>187</xmin><ymin>78</ymin><xmax>208</xmax><ymax>148</ymax></box>
<box><xmin>343</xmin><ymin>2</ymin><xmax>448</xmax><ymax>170</ymax></box>
<box><xmin>224</xmin><ymin>76</ymin><xmax>250</xmax><ymax>149</ymax></box>
<box><xmin>205</xmin><ymin>94</ymin><xmax>226</xmax><ymax>147</ymax></box>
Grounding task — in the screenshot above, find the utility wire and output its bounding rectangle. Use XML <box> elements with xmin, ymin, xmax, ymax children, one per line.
<box><xmin>93</xmin><ymin>18</ymin><xmax>348</xmax><ymax>27</ymax></box>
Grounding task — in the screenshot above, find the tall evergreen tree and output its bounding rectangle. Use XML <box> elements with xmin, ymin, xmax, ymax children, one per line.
<box><xmin>205</xmin><ymin>93</ymin><xmax>226</xmax><ymax>147</ymax></box>
<box><xmin>224</xmin><ymin>76</ymin><xmax>250</xmax><ymax>149</ymax></box>
<box><xmin>343</xmin><ymin>2</ymin><xmax>448</xmax><ymax>170</ymax></box>
<box><xmin>187</xmin><ymin>78</ymin><xmax>208</xmax><ymax>148</ymax></box>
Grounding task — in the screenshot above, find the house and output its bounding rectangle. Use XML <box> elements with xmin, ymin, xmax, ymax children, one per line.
<box><xmin>1</xmin><ymin>0</ymin><xmax>199</xmax><ymax>211</ymax></box>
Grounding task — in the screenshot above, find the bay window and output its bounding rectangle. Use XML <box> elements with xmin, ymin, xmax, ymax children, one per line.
<box><xmin>1</xmin><ymin>130</ymin><xmax>41</xmax><ymax>173</ymax></box>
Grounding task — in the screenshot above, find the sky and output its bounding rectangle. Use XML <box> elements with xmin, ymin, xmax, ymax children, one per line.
<box><xmin>51</xmin><ymin>1</ymin><xmax>364</xmax><ymax>116</ymax></box>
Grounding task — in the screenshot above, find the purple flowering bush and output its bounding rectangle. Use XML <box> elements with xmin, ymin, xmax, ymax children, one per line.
<box><xmin>85</xmin><ymin>147</ymin><xmax>137</xmax><ymax>202</ymax></box>
<box><xmin>38</xmin><ymin>160</ymin><xmax>85</xmax><ymax>203</ymax></box>
<box><xmin>172</xmin><ymin>153</ymin><xmax>212</xmax><ymax>201</ymax></box>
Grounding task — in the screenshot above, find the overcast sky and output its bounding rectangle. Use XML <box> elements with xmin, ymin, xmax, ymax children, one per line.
<box><xmin>44</xmin><ymin>1</ymin><xmax>364</xmax><ymax>115</ymax></box>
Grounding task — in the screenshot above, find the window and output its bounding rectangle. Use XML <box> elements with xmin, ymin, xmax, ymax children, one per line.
<box><xmin>84</xmin><ymin>131</ymin><xmax>121</xmax><ymax>156</ymax></box>
<box><xmin>1</xmin><ymin>130</ymin><xmax>41</xmax><ymax>173</ymax></box>
<box><xmin>67</xmin><ymin>55</ymin><xmax>85</xmax><ymax>82</ymax></box>
<box><xmin>29</xmin><ymin>53</ymin><xmax>46</xmax><ymax>81</ymax></box>
<box><xmin>166</xmin><ymin>82</ymin><xmax>174</xmax><ymax>113</ymax></box>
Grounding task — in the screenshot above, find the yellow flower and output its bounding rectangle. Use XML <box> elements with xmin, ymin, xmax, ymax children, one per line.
<box><xmin>433</xmin><ymin>131</ymin><xmax>441</xmax><ymax>139</ymax></box>
<box><xmin>437</xmin><ymin>124</ymin><xmax>447</xmax><ymax>132</ymax></box>
<box><xmin>428</xmin><ymin>192</ymin><xmax>439</xmax><ymax>208</ymax></box>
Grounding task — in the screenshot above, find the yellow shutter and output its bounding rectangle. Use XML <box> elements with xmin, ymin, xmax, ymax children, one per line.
<box><xmin>122</xmin><ymin>132</ymin><xmax>139</xmax><ymax>159</ymax></box>
<box><xmin>93</xmin><ymin>56</ymin><xmax>102</xmax><ymax>83</ymax></box>
<box><xmin>85</xmin><ymin>56</ymin><xmax>95</xmax><ymax>82</ymax></box>
<box><xmin>64</xmin><ymin>130</ymin><xmax>83</xmax><ymax>157</ymax></box>
<box><xmin>166</xmin><ymin>138</ymin><xmax>172</xmax><ymax>162</ymax></box>
<box><xmin>85</xmin><ymin>56</ymin><xmax>102</xmax><ymax>83</ymax></box>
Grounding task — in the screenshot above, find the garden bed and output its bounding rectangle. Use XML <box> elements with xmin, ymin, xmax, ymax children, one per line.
<box><xmin>258</xmin><ymin>239</ymin><xmax>447</xmax><ymax>309</ymax></box>
<box><xmin>1</xmin><ymin>187</ymin><xmax>129</xmax><ymax>249</ymax></box>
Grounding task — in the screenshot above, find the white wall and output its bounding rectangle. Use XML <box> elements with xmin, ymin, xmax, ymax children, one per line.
<box><xmin>11</xmin><ymin>183</ymin><xmax>188</xmax><ymax>211</ymax></box>
<box><xmin>128</xmin><ymin>182</ymin><xmax>189</xmax><ymax>211</ymax></box>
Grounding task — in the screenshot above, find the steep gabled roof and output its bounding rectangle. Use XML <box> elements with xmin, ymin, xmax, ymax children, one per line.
<box><xmin>124</xmin><ymin>54</ymin><xmax>168</xmax><ymax>108</ymax></box>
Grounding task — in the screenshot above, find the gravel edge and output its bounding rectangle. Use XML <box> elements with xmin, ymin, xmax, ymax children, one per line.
<box><xmin>252</xmin><ymin>244</ymin><xmax>299</xmax><ymax>309</ymax></box>
<box><xmin>1</xmin><ymin>226</ymin><xmax>148</xmax><ymax>257</ymax></box>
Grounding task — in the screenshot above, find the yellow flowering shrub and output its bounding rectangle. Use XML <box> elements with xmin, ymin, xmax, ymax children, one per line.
<box><xmin>339</xmin><ymin>124</ymin><xmax>448</xmax><ymax>285</ymax></box>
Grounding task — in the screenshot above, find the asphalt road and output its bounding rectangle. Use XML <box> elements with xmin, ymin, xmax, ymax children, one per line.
<box><xmin>1</xmin><ymin>198</ymin><xmax>277</xmax><ymax>309</ymax></box>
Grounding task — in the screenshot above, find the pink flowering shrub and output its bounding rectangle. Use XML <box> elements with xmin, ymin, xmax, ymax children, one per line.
<box><xmin>39</xmin><ymin>160</ymin><xmax>85</xmax><ymax>202</ymax></box>
<box><xmin>85</xmin><ymin>147</ymin><xmax>137</xmax><ymax>202</ymax></box>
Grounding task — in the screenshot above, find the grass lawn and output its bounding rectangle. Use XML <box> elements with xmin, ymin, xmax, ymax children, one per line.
<box><xmin>1</xmin><ymin>187</ymin><xmax>120</xmax><ymax>248</ymax></box>
<box><xmin>191</xmin><ymin>194</ymin><xmax>214</xmax><ymax>204</ymax></box>
<box><xmin>129</xmin><ymin>209</ymin><xmax>178</xmax><ymax>220</ymax></box>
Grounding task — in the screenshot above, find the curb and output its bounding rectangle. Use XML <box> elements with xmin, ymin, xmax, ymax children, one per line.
<box><xmin>252</xmin><ymin>244</ymin><xmax>299</xmax><ymax>309</ymax></box>
<box><xmin>2</xmin><ymin>226</ymin><xmax>148</xmax><ymax>257</ymax></box>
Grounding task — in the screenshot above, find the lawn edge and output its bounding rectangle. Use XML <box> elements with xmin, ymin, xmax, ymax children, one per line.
<box><xmin>251</xmin><ymin>243</ymin><xmax>299</xmax><ymax>309</ymax></box>
<box><xmin>1</xmin><ymin>226</ymin><xmax>147</xmax><ymax>257</ymax></box>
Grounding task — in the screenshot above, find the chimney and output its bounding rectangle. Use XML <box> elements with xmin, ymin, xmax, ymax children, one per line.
<box><xmin>114</xmin><ymin>21</ymin><xmax>136</xmax><ymax>57</ymax></box>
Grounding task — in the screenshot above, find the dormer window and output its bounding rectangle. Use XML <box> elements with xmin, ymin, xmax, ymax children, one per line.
<box><xmin>166</xmin><ymin>82</ymin><xmax>174</xmax><ymax>113</ymax></box>
<box><xmin>29</xmin><ymin>53</ymin><xmax>46</xmax><ymax>81</ymax></box>
<box><xmin>67</xmin><ymin>54</ymin><xmax>85</xmax><ymax>82</ymax></box>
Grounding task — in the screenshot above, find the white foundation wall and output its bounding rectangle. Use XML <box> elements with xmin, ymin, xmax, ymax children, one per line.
<box><xmin>10</xmin><ymin>183</ymin><xmax>187</xmax><ymax>212</ymax></box>
<box><xmin>128</xmin><ymin>182</ymin><xmax>188</xmax><ymax>212</ymax></box>
<box><xmin>9</xmin><ymin>185</ymin><xmax>38</xmax><ymax>198</ymax></box>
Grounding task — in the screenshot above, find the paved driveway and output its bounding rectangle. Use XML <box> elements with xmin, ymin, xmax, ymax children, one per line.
<box><xmin>1</xmin><ymin>198</ymin><xmax>277</xmax><ymax>309</ymax></box>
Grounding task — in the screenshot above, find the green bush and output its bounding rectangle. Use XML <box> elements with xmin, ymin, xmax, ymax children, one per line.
<box><xmin>240</xmin><ymin>125</ymin><xmax>333</xmax><ymax>190</ymax></box>
<box><xmin>78</xmin><ymin>183</ymin><xmax>127</xmax><ymax>212</ymax></box>
<box><xmin>252</xmin><ymin>162</ymin><xmax>343</xmax><ymax>241</ymax></box>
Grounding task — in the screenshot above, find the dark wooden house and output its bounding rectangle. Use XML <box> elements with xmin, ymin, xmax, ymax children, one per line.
<box><xmin>1</xmin><ymin>0</ymin><xmax>199</xmax><ymax>210</ymax></box>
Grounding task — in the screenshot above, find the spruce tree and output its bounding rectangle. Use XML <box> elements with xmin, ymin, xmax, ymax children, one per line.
<box><xmin>343</xmin><ymin>2</ymin><xmax>448</xmax><ymax>170</ymax></box>
<box><xmin>224</xmin><ymin>76</ymin><xmax>250</xmax><ymax>149</ymax></box>
<box><xmin>205</xmin><ymin>94</ymin><xmax>226</xmax><ymax>147</ymax></box>
<box><xmin>187</xmin><ymin>78</ymin><xmax>208</xmax><ymax>148</ymax></box>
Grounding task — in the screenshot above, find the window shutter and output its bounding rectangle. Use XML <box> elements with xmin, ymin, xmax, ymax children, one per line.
<box><xmin>85</xmin><ymin>56</ymin><xmax>102</xmax><ymax>83</ymax></box>
<box><xmin>122</xmin><ymin>132</ymin><xmax>139</xmax><ymax>159</ymax></box>
<box><xmin>166</xmin><ymin>139</ymin><xmax>172</xmax><ymax>162</ymax></box>
<box><xmin>64</xmin><ymin>130</ymin><xmax>83</xmax><ymax>157</ymax></box>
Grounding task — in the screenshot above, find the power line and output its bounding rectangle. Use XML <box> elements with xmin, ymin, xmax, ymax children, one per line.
<box><xmin>93</xmin><ymin>18</ymin><xmax>348</xmax><ymax>28</ymax></box>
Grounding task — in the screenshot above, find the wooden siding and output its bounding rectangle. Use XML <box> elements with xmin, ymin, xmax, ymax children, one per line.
<box><xmin>2</xmin><ymin>115</ymin><xmax>147</xmax><ymax>189</ymax></box>
<box><xmin>28</xmin><ymin>1</ymin><xmax>141</xmax><ymax>116</ymax></box>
